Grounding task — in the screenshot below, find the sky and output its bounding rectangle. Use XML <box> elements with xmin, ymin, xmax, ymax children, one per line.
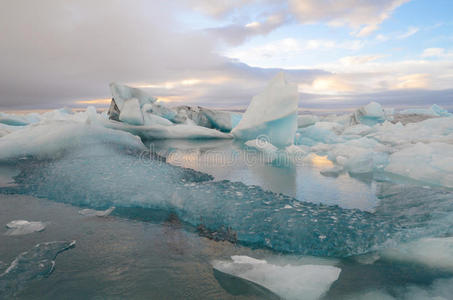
<box><xmin>1</xmin><ymin>0</ymin><xmax>452</xmax><ymax>111</ymax></box>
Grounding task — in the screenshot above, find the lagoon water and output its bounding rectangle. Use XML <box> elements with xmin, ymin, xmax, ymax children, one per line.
<box><xmin>1</xmin><ymin>139</ymin><xmax>453</xmax><ymax>299</ymax></box>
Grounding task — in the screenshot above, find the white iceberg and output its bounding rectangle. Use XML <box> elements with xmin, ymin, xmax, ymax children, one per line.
<box><xmin>385</xmin><ymin>142</ymin><xmax>453</xmax><ymax>188</ymax></box>
<box><xmin>297</xmin><ymin>115</ymin><xmax>319</xmax><ymax>128</ymax></box>
<box><xmin>212</xmin><ymin>255</ymin><xmax>341</xmax><ymax>300</ymax></box>
<box><xmin>201</xmin><ymin>108</ymin><xmax>242</xmax><ymax>132</ymax></box>
<box><xmin>0</xmin><ymin>121</ymin><xmax>145</xmax><ymax>161</ymax></box>
<box><xmin>400</xmin><ymin>104</ymin><xmax>451</xmax><ymax>117</ymax></box>
<box><xmin>351</xmin><ymin>102</ymin><xmax>388</xmax><ymax>126</ymax></box>
<box><xmin>119</xmin><ymin>98</ymin><xmax>144</xmax><ymax>125</ymax></box>
<box><xmin>109</xmin><ymin>82</ymin><xmax>156</xmax><ymax>111</ymax></box>
<box><xmin>5</xmin><ymin>220</ymin><xmax>46</xmax><ymax>236</ymax></box>
<box><xmin>103</xmin><ymin>120</ymin><xmax>232</xmax><ymax>140</ymax></box>
<box><xmin>232</xmin><ymin>73</ymin><xmax>298</xmax><ymax>147</ymax></box>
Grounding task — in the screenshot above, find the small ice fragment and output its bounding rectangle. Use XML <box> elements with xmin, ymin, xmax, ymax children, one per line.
<box><xmin>212</xmin><ymin>255</ymin><xmax>341</xmax><ymax>300</ymax></box>
<box><xmin>78</xmin><ymin>207</ymin><xmax>116</xmax><ymax>217</ymax></box>
<box><xmin>5</xmin><ymin>220</ymin><xmax>46</xmax><ymax>236</ymax></box>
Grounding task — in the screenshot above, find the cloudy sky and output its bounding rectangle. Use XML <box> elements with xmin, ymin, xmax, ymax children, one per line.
<box><xmin>1</xmin><ymin>0</ymin><xmax>452</xmax><ymax>111</ymax></box>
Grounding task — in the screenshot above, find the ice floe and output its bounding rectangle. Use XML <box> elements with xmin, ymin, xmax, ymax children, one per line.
<box><xmin>5</xmin><ymin>220</ymin><xmax>46</xmax><ymax>236</ymax></box>
<box><xmin>212</xmin><ymin>255</ymin><xmax>341</xmax><ymax>300</ymax></box>
<box><xmin>78</xmin><ymin>207</ymin><xmax>116</xmax><ymax>217</ymax></box>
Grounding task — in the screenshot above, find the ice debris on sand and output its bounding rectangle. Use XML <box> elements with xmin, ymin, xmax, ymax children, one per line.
<box><xmin>212</xmin><ymin>255</ymin><xmax>341</xmax><ymax>300</ymax></box>
<box><xmin>5</xmin><ymin>220</ymin><xmax>46</xmax><ymax>236</ymax></box>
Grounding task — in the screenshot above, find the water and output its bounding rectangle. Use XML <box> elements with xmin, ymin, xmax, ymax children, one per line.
<box><xmin>1</xmin><ymin>139</ymin><xmax>453</xmax><ymax>299</ymax></box>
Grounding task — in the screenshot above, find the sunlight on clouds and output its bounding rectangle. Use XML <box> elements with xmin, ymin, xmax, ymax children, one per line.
<box><xmin>299</xmin><ymin>76</ymin><xmax>353</xmax><ymax>95</ymax></box>
<box><xmin>422</xmin><ymin>48</ymin><xmax>445</xmax><ymax>58</ymax></box>
<box><xmin>245</xmin><ymin>21</ymin><xmax>260</xmax><ymax>28</ymax></box>
<box><xmin>76</xmin><ymin>98</ymin><xmax>111</xmax><ymax>105</ymax></box>
<box><xmin>395</xmin><ymin>73</ymin><xmax>430</xmax><ymax>89</ymax></box>
<box><xmin>134</xmin><ymin>77</ymin><xmax>230</xmax><ymax>89</ymax></box>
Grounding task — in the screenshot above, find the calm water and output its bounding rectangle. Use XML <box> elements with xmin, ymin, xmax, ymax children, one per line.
<box><xmin>0</xmin><ymin>139</ymin><xmax>452</xmax><ymax>299</ymax></box>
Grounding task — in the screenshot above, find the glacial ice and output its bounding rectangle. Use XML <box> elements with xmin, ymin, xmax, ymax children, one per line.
<box><xmin>232</xmin><ymin>73</ymin><xmax>298</xmax><ymax>147</ymax></box>
<box><xmin>297</xmin><ymin>115</ymin><xmax>320</xmax><ymax>128</ymax></box>
<box><xmin>109</xmin><ymin>82</ymin><xmax>156</xmax><ymax>110</ymax></box>
<box><xmin>103</xmin><ymin>120</ymin><xmax>232</xmax><ymax>140</ymax></box>
<box><xmin>385</xmin><ymin>142</ymin><xmax>453</xmax><ymax>188</ymax></box>
<box><xmin>400</xmin><ymin>104</ymin><xmax>451</xmax><ymax>117</ymax></box>
<box><xmin>0</xmin><ymin>121</ymin><xmax>145</xmax><ymax>161</ymax></box>
<box><xmin>350</xmin><ymin>102</ymin><xmax>389</xmax><ymax>126</ymax></box>
<box><xmin>0</xmin><ymin>241</ymin><xmax>75</xmax><ymax>297</ymax></box>
<box><xmin>78</xmin><ymin>207</ymin><xmax>116</xmax><ymax>217</ymax></box>
<box><xmin>5</xmin><ymin>220</ymin><xmax>46</xmax><ymax>236</ymax></box>
<box><xmin>119</xmin><ymin>98</ymin><xmax>144</xmax><ymax>125</ymax></box>
<box><xmin>212</xmin><ymin>255</ymin><xmax>341</xmax><ymax>300</ymax></box>
<box><xmin>201</xmin><ymin>108</ymin><xmax>242</xmax><ymax>132</ymax></box>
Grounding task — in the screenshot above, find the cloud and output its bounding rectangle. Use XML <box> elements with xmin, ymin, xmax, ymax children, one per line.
<box><xmin>288</xmin><ymin>0</ymin><xmax>411</xmax><ymax>37</ymax></box>
<box><xmin>397</xmin><ymin>26</ymin><xmax>419</xmax><ymax>39</ymax></box>
<box><xmin>421</xmin><ymin>48</ymin><xmax>446</xmax><ymax>58</ymax></box>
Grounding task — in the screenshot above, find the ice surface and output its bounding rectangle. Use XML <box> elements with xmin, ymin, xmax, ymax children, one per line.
<box><xmin>109</xmin><ymin>82</ymin><xmax>156</xmax><ymax>111</ymax></box>
<box><xmin>103</xmin><ymin>120</ymin><xmax>232</xmax><ymax>140</ymax></box>
<box><xmin>0</xmin><ymin>121</ymin><xmax>145</xmax><ymax>161</ymax></box>
<box><xmin>385</xmin><ymin>142</ymin><xmax>453</xmax><ymax>188</ymax></box>
<box><xmin>0</xmin><ymin>113</ymin><xmax>30</xmax><ymax>126</ymax></box>
<box><xmin>149</xmin><ymin>103</ymin><xmax>179</xmax><ymax>122</ymax></box>
<box><xmin>78</xmin><ymin>207</ymin><xmax>116</xmax><ymax>217</ymax></box>
<box><xmin>297</xmin><ymin>115</ymin><xmax>319</xmax><ymax>128</ymax></box>
<box><xmin>400</xmin><ymin>104</ymin><xmax>451</xmax><ymax>117</ymax></box>
<box><xmin>232</xmin><ymin>73</ymin><xmax>298</xmax><ymax>147</ymax></box>
<box><xmin>201</xmin><ymin>108</ymin><xmax>242</xmax><ymax>132</ymax></box>
<box><xmin>351</xmin><ymin>102</ymin><xmax>388</xmax><ymax>126</ymax></box>
<box><xmin>0</xmin><ymin>241</ymin><xmax>75</xmax><ymax>297</ymax></box>
<box><xmin>245</xmin><ymin>139</ymin><xmax>278</xmax><ymax>153</ymax></box>
<box><xmin>381</xmin><ymin>237</ymin><xmax>453</xmax><ymax>271</ymax></box>
<box><xmin>212</xmin><ymin>255</ymin><xmax>341</xmax><ymax>300</ymax></box>
<box><xmin>119</xmin><ymin>98</ymin><xmax>144</xmax><ymax>125</ymax></box>
<box><xmin>5</xmin><ymin>220</ymin><xmax>46</xmax><ymax>236</ymax></box>
<box><xmin>142</xmin><ymin>112</ymin><xmax>173</xmax><ymax>126</ymax></box>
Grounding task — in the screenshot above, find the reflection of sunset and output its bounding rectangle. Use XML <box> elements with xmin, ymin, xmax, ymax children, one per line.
<box><xmin>310</xmin><ymin>154</ymin><xmax>334</xmax><ymax>167</ymax></box>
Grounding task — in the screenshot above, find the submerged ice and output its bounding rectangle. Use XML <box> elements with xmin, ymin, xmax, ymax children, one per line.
<box><xmin>5</xmin><ymin>220</ymin><xmax>46</xmax><ymax>236</ymax></box>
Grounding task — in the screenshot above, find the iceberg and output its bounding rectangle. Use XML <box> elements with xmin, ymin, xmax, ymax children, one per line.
<box><xmin>399</xmin><ymin>104</ymin><xmax>452</xmax><ymax>117</ymax></box>
<box><xmin>385</xmin><ymin>142</ymin><xmax>453</xmax><ymax>188</ymax></box>
<box><xmin>212</xmin><ymin>255</ymin><xmax>341</xmax><ymax>300</ymax></box>
<box><xmin>149</xmin><ymin>103</ymin><xmax>179</xmax><ymax>123</ymax></box>
<box><xmin>200</xmin><ymin>108</ymin><xmax>242</xmax><ymax>132</ymax></box>
<box><xmin>102</xmin><ymin>120</ymin><xmax>232</xmax><ymax>140</ymax></box>
<box><xmin>5</xmin><ymin>220</ymin><xmax>46</xmax><ymax>236</ymax></box>
<box><xmin>0</xmin><ymin>113</ymin><xmax>30</xmax><ymax>126</ymax></box>
<box><xmin>119</xmin><ymin>98</ymin><xmax>144</xmax><ymax>125</ymax></box>
<box><xmin>297</xmin><ymin>114</ymin><xmax>319</xmax><ymax>128</ymax></box>
<box><xmin>0</xmin><ymin>241</ymin><xmax>75</xmax><ymax>297</ymax></box>
<box><xmin>350</xmin><ymin>102</ymin><xmax>388</xmax><ymax>126</ymax></box>
<box><xmin>109</xmin><ymin>82</ymin><xmax>156</xmax><ymax>111</ymax></box>
<box><xmin>232</xmin><ymin>73</ymin><xmax>298</xmax><ymax>147</ymax></box>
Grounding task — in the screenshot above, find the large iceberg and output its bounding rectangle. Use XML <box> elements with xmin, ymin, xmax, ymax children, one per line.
<box><xmin>109</xmin><ymin>82</ymin><xmax>156</xmax><ymax>111</ymax></box>
<box><xmin>119</xmin><ymin>98</ymin><xmax>144</xmax><ymax>125</ymax></box>
<box><xmin>350</xmin><ymin>102</ymin><xmax>389</xmax><ymax>126</ymax></box>
<box><xmin>231</xmin><ymin>73</ymin><xmax>298</xmax><ymax>147</ymax></box>
<box><xmin>399</xmin><ymin>104</ymin><xmax>451</xmax><ymax>117</ymax></box>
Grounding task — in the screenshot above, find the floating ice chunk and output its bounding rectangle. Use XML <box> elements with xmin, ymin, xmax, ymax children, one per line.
<box><xmin>351</xmin><ymin>102</ymin><xmax>388</xmax><ymax>126</ymax></box>
<box><xmin>150</xmin><ymin>103</ymin><xmax>179</xmax><ymax>122</ymax></box>
<box><xmin>297</xmin><ymin>115</ymin><xmax>319</xmax><ymax>128</ymax></box>
<box><xmin>0</xmin><ymin>113</ymin><xmax>30</xmax><ymax>126</ymax></box>
<box><xmin>295</xmin><ymin>122</ymin><xmax>343</xmax><ymax>146</ymax></box>
<box><xmin>400</xmin><ymin>104</ymin><xmax>451</xmax><ymax>117</ymax></box>
<box><xmin>0</xmin><ymin>121</ymin><xmax>145</xmax><ymax>161</ymax></box>
<box><xmin>385</xmin><ymin>142</ymin><xmax>453</xmax><ymax>188</ymax></box>
<box><xmin>342</xmin><ymin>124</ymin><xmax>372</xmax><ymax>136</ymax></box>
<box><xmin>212</xmin><ymin>255</ymin><xmax>341</xmax><ymax>300</ymax></box>
<box><xmin>143</xmin><ymin>112</ymin><xmax>173</xmax><ymax>126</ymax></box>
<box><xmin>0</xmin><ymin>241</ymin><xmax>75</xmax><ymax>297</ymax></box>
<box><xmin>109</xmin><ymin>82</ymin><xmax>156</xmax><ymax>111</ymax></box>
<box><xmin>103</xmin><ymin>120</ymin><xmax>232</xmax><ymax>140</ymax></box>
<box><xmin>232</xmin><ymin>73</ymin><xmax>298</xmax><ymax>147</ymax></box>
<box><xmin>201</xmin><ymin>108</ymin><xmax>242</xmax><ymax>132</ymax></box>
<box><xmin>245</xmin><ymin>139</ymin><xmax>278</xmax><ymax>153</ymax></box>
<box><xmin>119</xmin><ymin>98</ymin><xmax>144</xmax><ymax>126</ymax></box>
<box><xmin>78</xmin><ymin>207</ymin><xmax>115</xmax><ymax>217</ymax></box>
<box><xmin>5</xmin><ymin>220</ymin><xmax>46</xmax><ymax>236</ymax></box>
<box><xmin>381</xmin><ymin>237</ymin><xmax>453</xmax><ymax>271</ymax></box>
